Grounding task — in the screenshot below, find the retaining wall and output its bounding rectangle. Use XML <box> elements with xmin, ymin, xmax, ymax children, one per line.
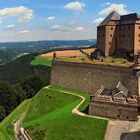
<box><xmin>51</xmin><ymin>60</ymin><xmax>138</xmax><ymax>95</ymax></box>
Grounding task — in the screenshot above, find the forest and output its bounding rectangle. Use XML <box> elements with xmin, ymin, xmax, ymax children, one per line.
<box><xmin>0</xmin><ymin>53</ymin><xmax>51</xmax><ymax>121</ymax></box>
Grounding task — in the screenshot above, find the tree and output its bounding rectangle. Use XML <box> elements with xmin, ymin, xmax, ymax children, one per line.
<box><xmin>0</xmin><ymin>82</ymin><xmax>17</xmax><ymax>115</ymax></box>
<box><xmin>13</xmin><ymin>84</ymin><xmax>27</xmax><ymax>104</ymax></box>
<box><xmin>20</xmin><ymin>73</ymin><xmax>49</xmax><ymax>98</ymax></box>
<box><xmin>0</xmin><ymin>106</ymin><xmax>6</xmax><ymax>121</ymax></box>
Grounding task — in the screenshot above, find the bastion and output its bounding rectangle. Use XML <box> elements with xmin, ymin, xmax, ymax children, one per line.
<box><xmin>51</xmin><ymin>60</ymin><xmax>138</xmax><ymax>96</ymax></box>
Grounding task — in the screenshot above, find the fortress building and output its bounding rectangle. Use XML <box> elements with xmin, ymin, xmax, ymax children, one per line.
<box><xmin>97</xmin><ymin>11</ymin><xmax>140</xmax><ymax>56</ymax></box>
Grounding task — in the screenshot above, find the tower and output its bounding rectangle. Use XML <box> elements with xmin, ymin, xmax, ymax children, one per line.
<box><xmin>97</xmin><ymin>11</ymin><xmax>120</xmax><ymax>56</ymax></box>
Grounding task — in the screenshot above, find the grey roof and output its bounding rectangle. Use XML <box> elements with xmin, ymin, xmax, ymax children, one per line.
<box><xmin>121</xmin><ymin>13</ymin><xmax>140</xmax><ymax>21</ymax></box>
<box><xmin>119</xmin><ymin>13</ymin><xmax>140</xmax><ymax>25</ymax></box>
<box><xmin>98</xmin><ymin>11</ymin><xmax>120</xmax><ymax>27</ymax></box>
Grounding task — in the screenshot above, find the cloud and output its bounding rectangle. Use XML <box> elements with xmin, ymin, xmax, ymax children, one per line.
<box><xmin>75</xmin><ymin>27</ymin><xmax>85</xmax><ymax>32</ymax></box>
<box><xmin>51</xmin><ymin>25</ymin><xmax>65</xmax><ymax>31</ymax></box>
<box><xmin>64</xmin><ymin>1</ymin><xmax>85</xmax><ymax>11</ymax></box>
<box><xmin>101</xmin><ymin>2</ymin><xmax>111</xmax><ymax>6</ymax></box>
<box><xmin>5</xmin><ymin>24</ymin><xmax>15</xmax><ymax>30</ymax></box>
<box><xmin>70</xmin><ymin>20</ymin><xmax>76</xmax><ymax>25</ymax></box>
<box><xmin>0</xmin><ymin>6</ymin><xmax>34</xmax><ymax>23</ymax></box>
<box><xmin>47</xmin><ymin>16</ymin><xmax>56</xmax><ymax>20</ymax></box>
<box><xmin>0</xmin><ymin>18</ymin><xmax>2</xmax><ymax>24</ymax></box>
<box><xmin>19</xmin><ymin>30</ymin><xmax>30</xmax><ymax>33</ymax></box>
<box><xmin>99</xmin><ymin>3</ymin><xmax>128</xmax><ymax>15</ymax></box>
<box><xmin>94</xmin><ymin>17</ymin><xmax>104</xmax><ymax>24</ymax></box>
<box><xmin>106</xmin><ymin>2</ymin><xmax>111</xmax><ymax>5</ymax></box>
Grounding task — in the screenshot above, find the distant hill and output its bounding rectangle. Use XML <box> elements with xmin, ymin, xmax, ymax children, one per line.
<box><xmin>0</xmin><ymin>53</ymin><xmax>51</xmax><ymax>83</ymax></box>
<box><xmin>0</xmin><ymin>49</ymin><xmax>18</xmax><ymax>65</ymax></box>
<box><xmin>0</xmin><ymin>39</ymin><xmax>97</xmax><ymax>54</ymax></box>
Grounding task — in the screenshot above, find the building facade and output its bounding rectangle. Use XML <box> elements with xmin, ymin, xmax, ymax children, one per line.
<box><xmin>97</xmin><ymin>11</ymin><xmax>140</xmax><ymax>56</ymax></box>
<box><xmin>89</xmin><ymin>83</ymin><xmax>139</xmax><ymax>121</ymax></box>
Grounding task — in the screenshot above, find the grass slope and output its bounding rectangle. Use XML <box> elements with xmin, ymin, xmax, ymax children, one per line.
<box><xmin>23</xmin><ymin>86</ymin><xmax>107</xmax><ymax>140</ymax></box>
<box><xmin>0</xmin><ymin>99</ymin><xmax>31</xmax><ymax>140</ymax></box>
<box><xmin>31</xmin><ymin>55</ymin><xmax>52</xmax><ymax>67</ymax></box>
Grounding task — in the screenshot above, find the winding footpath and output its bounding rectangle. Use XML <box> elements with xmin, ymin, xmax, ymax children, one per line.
<box><xmin>46</xmin><ymin>86</ymin><xmax>140</xmax><ymax>140</ymax></box>
<box><xmin>15</xmin><ymin>85</ymin><xmax>140</xmax><ymax>140</ymax></box>
<box><xmin>46</xmin><ymin>86</ymin><xmax>107</xmax><ymax>120</ymax></box>
<box><xmin>14</xmin><ymin>108</ymin><xmax>32</xmax><ymax>140</ymax></box>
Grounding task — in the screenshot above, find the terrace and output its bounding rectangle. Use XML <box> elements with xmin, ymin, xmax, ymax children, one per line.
<box><xmin>41</xmin><ymin>48</ymin><xmax>134</xmax><ymax>68</ymax></box>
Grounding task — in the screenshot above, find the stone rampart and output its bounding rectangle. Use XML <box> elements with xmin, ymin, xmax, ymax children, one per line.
<box><xmin>51</xmin><ymin>60</ymin><xmax>138</xmax><ymax>95</ymax></box>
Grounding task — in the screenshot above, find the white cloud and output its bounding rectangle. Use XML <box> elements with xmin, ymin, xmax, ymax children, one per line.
<box><xmin>47</xmin><ymin>16</ymin><xmax>56</xmax><ymax>20</ymax></box>
<box><xmin>64</xmin><ymin>1</ymin><xmax>85</xmax><ymax>11</ymax></box>
<box><xmin>99</xmin><ymin>3</ymin><xmax>128</xmax><ymax>15</ymax></box>
<box><xmin>101</xmin><ymin>2</ymin><xmax>111</xmax><ymax>6</ymax></box>
<box><xmin>0</xmin><ymin>18</ymin><xmax>2</xmax><ymax>24</ymax></box>
<box><xmin>75</xmin><ymin>27</ymin><xmax>85</xmax><ymax>32</ymax></box>
<box><xmin>19</xmin><ymin>30</ymin><xmax>30</xmax><ymax>33</ymax></box>
<box><xmin>51</xmin><ymin>25</ymin><xmax>65</xmax><ymax>31</ymax></box>
<box><xmin>0</xmin><ymin>6</ymin><xmax>34</xmax><ymax>23</ymax></box>
<box><xmin>5</xmin><ymin>24</ymin><xmax>15</xmax><ymax>29</ymax></box>
<box><xmin>94</xmin><ymin>17</ymin><xmax>104</xmax><ymax>24</ymax></box>
<box><xmin>70</xmin><ymin>20</ymin><xmax>76</xmax><ymax>25</ymax></box>
<box><xmin>106</xmin><ymin>2</ymin><xmax>111</xmax><ymax>5</ymax></box>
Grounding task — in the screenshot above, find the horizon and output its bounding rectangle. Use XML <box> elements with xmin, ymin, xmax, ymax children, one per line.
<box><xmin>0</xmin><ymin>0</ymin><xmax>140</xmax><ymax>42</ymax></box>
<box><xmin>0</xmin><ymin>38</ymin><xmax>96</xmax><ymax>44</ymax></box>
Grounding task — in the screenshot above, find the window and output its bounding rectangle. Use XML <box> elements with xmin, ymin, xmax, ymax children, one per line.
<box><xmin>122</xmin><ymin>34</ymin><xmax>125</xmax><ymax>37</ymax></box>
<box><xmin>139</xmin><ymin>34</ymin><xmax>140</xmax><ymax>37</ymax></box>
<box><xmin>111</xmin><ymin>27</ymin><xmax>113</xmax><ymax>30</ymax></box>
<box><xmin>139</xmin><ymin>26</ymin><xmax>140</xmax><ymax>29</ymax></box>
<box><xmin>110</xmin><ymin>34</ymin><xmax>112</xmax><ymax>37</ymax></box>
<box><xmin>117</xmin><ymin>115</ymin><xmax>120</xmax><ymax>118</ymax></box>
<box><xmin>109</xmin><ymin>42</ymin><xmax>111</xmax><ymax>45</ymax></box>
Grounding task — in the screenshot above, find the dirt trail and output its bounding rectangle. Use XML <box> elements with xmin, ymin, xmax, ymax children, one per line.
<box><xmin>14</xmin><ymin>104</ymin><xmax>32</xmax><ymax>140</ymax></box>
<box><xmin>14</xmin><ymin>113</ymin><xmax>26</xmax><ymax>140</ymax></box>
<box><xmin>45</xmin><ymin>86</ymin><xmax>107</xmax><ymax>120</ymax></box>
<box><xmin>46</xmin><ymin>86</ymin><xmax>140</xmax><ymax>140</ymax></box>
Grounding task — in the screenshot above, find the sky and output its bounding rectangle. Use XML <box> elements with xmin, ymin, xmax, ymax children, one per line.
<box><xmin>0</xmin><ymin>0</ymin><xmax>140</xmax><ymax>42</ymax></box>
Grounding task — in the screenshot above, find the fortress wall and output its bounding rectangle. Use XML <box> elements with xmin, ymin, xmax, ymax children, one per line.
<box><xmin>89</xmin><ymin>101</ymin><xmax>138</xmax><ymax>121</ymax></box>
<box><xmin>51</xmin><ymin>60</ymin><xmax>138</xmax><ymax>95</ymax></box>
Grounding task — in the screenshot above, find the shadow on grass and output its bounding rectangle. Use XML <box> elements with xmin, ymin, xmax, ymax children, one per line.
<box><xmin>82</xmin><ymin>105</ymin><xmax>89</xmax><ymax>114</ymax></box>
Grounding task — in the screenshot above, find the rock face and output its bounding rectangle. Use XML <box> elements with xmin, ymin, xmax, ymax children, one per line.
<box><xmin>51</xmin><ymin>60</ymin><xmax>138</xmax><ymax>95</ymax></box>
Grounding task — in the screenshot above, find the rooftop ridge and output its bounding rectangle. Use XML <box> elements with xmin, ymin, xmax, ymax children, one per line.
<box><xmin>99</xmin><ymin>11</ymin><xmax>120</xmax><ymax>27</ymax></box>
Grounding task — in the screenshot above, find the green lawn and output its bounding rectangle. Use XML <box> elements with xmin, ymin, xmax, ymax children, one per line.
<box><xmin>31</xmin><ymin>55</ymin><xmax>52</xmax><ymax>67</ymax></box>
<box><xmin>30</xmin><ymin>55</ymin><xmax>87</xmax><ymax>68</ymax></box>
<box><xmin>0</xmin><ymin>99</ymin><xmax>31</xmax><ymax>140</ymax></box>
<box><xmin>23</xmin><ymin>86</ymin><xmax>108</xmax><ymax>140</ymax></box>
